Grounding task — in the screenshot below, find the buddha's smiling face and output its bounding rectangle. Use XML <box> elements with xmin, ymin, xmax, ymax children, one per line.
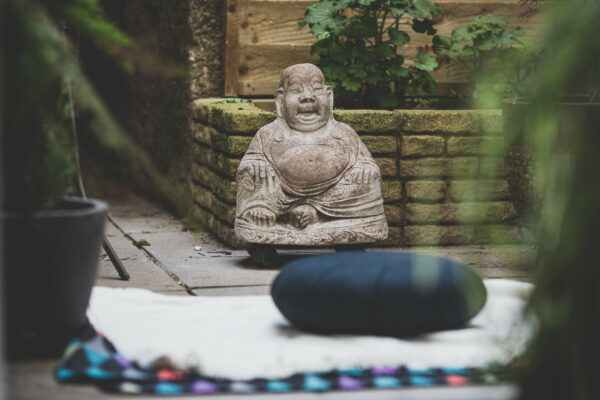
<box><xmin>278</xmin><ymin>67</ymin><xmax>332</xmax><ymax>132</ymax></box>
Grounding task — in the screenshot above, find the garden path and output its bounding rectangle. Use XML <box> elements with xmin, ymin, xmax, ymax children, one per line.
<box><xmin>8</xmin><ymin>191</ymin><xmax>535</xmax><ymax>400</ymax></box>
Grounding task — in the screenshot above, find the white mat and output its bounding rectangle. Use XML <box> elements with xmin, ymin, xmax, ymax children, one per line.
<box><xmin>88</xmin><ymin>279</ymin><xmax>534</xmax><ymax>380</ymax></box>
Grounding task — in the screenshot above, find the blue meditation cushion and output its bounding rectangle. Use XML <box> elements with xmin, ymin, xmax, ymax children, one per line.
<box><xmin>271</xmin><ymin>252</ymin><xmax>487</xmax><ymax>336</ymax></box>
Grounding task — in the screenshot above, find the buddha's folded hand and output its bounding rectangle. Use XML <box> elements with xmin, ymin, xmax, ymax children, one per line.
<box><xmin>239</xmin><ymin>161</ymin><xmax>278</xmax><ymax>192</ymax></box>
<box><xmin>346</xmin><ymin>165</ymin><xmax>380</xmax><ymax>184</ymax></box>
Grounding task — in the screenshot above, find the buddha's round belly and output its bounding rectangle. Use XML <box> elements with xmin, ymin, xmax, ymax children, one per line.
<box><xmin>276</xmin><ymin>144</ymin><xmax>349</xmax><ymax>186</ymax></box>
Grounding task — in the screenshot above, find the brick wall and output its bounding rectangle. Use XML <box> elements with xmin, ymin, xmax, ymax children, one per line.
<box><xmin>189</xmin><ymin>99</ymin><xmax>520</xmax><ymax>248</ymax></box>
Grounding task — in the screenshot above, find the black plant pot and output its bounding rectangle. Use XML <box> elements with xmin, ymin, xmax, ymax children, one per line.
<box><xmin>2</xmin><ymin>197</ymin><xmax>108</xmax><ymax>359</ymax></box>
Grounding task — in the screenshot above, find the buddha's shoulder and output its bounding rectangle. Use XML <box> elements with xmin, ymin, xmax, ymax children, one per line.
<box><xmin>255</xmin><ymin>121</ymin><xmax>278</xmax><ymax>139</ymax></box>
<box><xmin>331</xmin><ymin>120</ymin><xmax>358</xmax><ymax>135</ymax></box>
<box><xmin>330</xmin><ymin>120</ymin><xmax>359</xmax><ymax>141</ymax></box>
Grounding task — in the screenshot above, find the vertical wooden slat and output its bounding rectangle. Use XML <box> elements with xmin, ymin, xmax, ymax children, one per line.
<box><xmin>224</xmin><ymin>0</ymin><xmax>240</xmax><ymax>96</ymax></box>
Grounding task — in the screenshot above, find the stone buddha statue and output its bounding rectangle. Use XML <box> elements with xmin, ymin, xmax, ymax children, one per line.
<box><xmin>234</xmin><ymin>64</ymin><xmax>387</xmax><ymax>246</ymax></box>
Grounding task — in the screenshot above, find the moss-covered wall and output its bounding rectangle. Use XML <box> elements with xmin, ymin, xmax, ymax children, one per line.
<box><xmin>190</xmin><ymin>99</ymin><xmax>519</xmax><ymax>248</ymax></box>
<box><xmin>78</xmin><ymin>1</ymin><xmax>198</xmax><ymax>212</ymax></box>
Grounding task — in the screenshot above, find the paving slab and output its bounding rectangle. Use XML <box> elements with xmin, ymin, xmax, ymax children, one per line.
<box><xmin>191</xmin><ymin>285</ymin><xmax>272</xmax><ymax>296</ymax></box>
<box><xmin>106</xmin><ymin>195</ymin><xmax>184</xmax><ymax>234</ymax></box>
<box><xmin>96</xmin><ymin>223</ymin><xmax>186</xmax><ymax>295</ymax></box>
<box><xmin>159</xmin><ymin>252</ymin><xmax>279</xmax><ymax>288</ymax></box>
<box><xmin>107</xmin><ymin>192</ymin><xmax>537</xmax><ymax>285</ymax></box>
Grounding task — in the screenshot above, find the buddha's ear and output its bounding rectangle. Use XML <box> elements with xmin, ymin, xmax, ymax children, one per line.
<box><xmin>326</xmin><ymin>85</ymin><xmax>334</xmax><ymax>113</ymax></box>
<box><xmin>276</xmin><ymin>88</ymin><xmax>284</xmax><ymax>118</ymax></box>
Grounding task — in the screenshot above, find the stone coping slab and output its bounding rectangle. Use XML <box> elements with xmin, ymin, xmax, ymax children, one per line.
<box><xmin>192</xmin><ymin>99</ymin><xmax>502</xmax><ymax>135</ymax></box>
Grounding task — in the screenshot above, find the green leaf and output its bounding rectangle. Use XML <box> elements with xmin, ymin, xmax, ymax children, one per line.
<box><xmin>410</xmin><ymin>0</ymin><xmax>440</xmax><ymax>19</ymax></box>
<box><xmin>420</xmin><ymin>71</ymin><xmax>439</xmax><ymax>93</ymax></box>
<box><xmin>299</xmin><ymin>1</ymin><xmax>348</xmax><ymax>35</ymax></box>
<box><xmin>346</xmin><ymin>18</ymin><xmax>378</xmax><ymax>38</ymax></box>
<box><xmin>365</xmin><ymin>73</ymin><xmax>382</xmax><ymax>85</ymax></box>
<box><xmin>341</xmin><ymin>78</ymin><xmax>363</xmax><ymax>92</ymax></box>
<box><xmin>375</xmin><ymin>45</ymin><xmax>396</xmax><ymax>58</ymax></box>
<box><xmin>348</xmin><ymin>62</ymin><xmax>368</xmax><ymax>79</ymax></box>
<box><xmin>316</xmin><ymin>31</ymin><xmax>331</xmax><ymax>40</ymax></box>
<box><xmin>474</xmin><ymin>34</ymin><xmax>496</xmax><ymax>51</ymax></box>
<box><xmin>388</xmin><ymin>28</ymin><xmax>411</xmax><ymax>46</ymax></box>
<box><xmin>390</xmin><ymin>64</ymin><xmax>410</xmax><ymax>79</ymax></box>
<box><xmin>472</xmin><ymin>15</ymin><xmax>507</xmax><ymax>27</ymax></box>
<box><xmin>432</xmin><ymin>35</ymin><xmax>452</xmax><ymax>51</ymax></box>
<box><xmin>452</xmin><ymin>26</ymin><xmax>473</xmax><ymax>42</ymax></box>
<box><xmin>321</xmin><ymin>64</ymin><xmax>348</xmax><ymax>81</ymax></box>
<box><xmin>414</xmin><ymin>53</ymin><xmax>438</xmax><ymax>71</ymax></box>
<box><xmin>390</xmin><ymin>6</ymin><xmax>407</xmax><ymax>15</ymax></box>
<box><xmin>497</xmin><ymin>28</ymin><xmax>524</xmax><ymax>47</ymax></box>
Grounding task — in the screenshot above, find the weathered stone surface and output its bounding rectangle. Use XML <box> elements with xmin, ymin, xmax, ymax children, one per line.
<box><xmin>193</xmin><ymin>143</ymin><xmax>240</xmax><ymax>178</ymax></box>
<box><xmin>189</xmin><ymin>0</ymin><xmax>224</xmax><ymax>99</ymax></box>
<box><xmin>480</xmin><ymin>157</ymin><xmax>507</xmax><ymax>178</ymax></box>
<box><xmin>399</xmin><ymin>157</ymin><xmax>479</xmax><ymax>178</ymax></box>
<box><xmin>191</xmin><ymin>183</ymin><xmax>236</xmax><ymax>224</ymax></box>
<box><xmin>476</xmin><ymin>225</ymin><xmax>521</xmax><ymax>244</ymax></box>
<box><xmin>98</xmin><ymin>223</ymin><xmax>185</xmax><ymax>294</ymax></box>
<box><xmin>406</xmin><ymin>202</ymin><xmax>517</xmax><ymax>224</ymax></box>
<box><xmin>406</xmin><ymin>180</ymin><xmax>447</xmax><ymax>201</ymax></box>
<box><xmin>401</xmin><ymin>135</ymin><xmax>445</xmax><ymax>157</ymax></box>
<box><xmin>191</xmin><ymin>163</ymin><xmax>237</xmax><ymax>203</ymax></box>
<box><xmin>479</xmin><ymin>110</ymin><xmax>503</xmax><ymax>133</ymax></box>
<box><xmin>193</xmin><ymin>123</ymin><xmax>253</xmax><ymax>156</ymax></box>
<box><xmin>360</xmin><ymin>135</ymin><xmax>398</xmax><ymax>155</ymax></box>
<box><xmin>193</xmin><ymin>99</ymin><xmax>276</xmax><ymax>133</ymax></box>
<box><xmin>404</xmin><ymin>225</ymin><xmax>476</xmax><ymax>245</ymax></box>
<box><xmin>334</xmin><ymin>109</ymin><xmax>396</xmax><ymax>133</ymax></box>
<box><xmin>234</xmin><ymin>64</ymin><xmax>388</xmax><ymax>245</ymax></box>
<box><xmin>447</xmin><ymin>136</ymin><xmax>504</xmax><ymax>156</ymax></box>
<box><xmin>397</xmin><ymin>110</ymin><xmax>480</xmax><ymax>134</ymax></box>
<box><xmin>375</xmin><ymin>158</ymin><xmax>397</xmax><ymax>177</ymax></box>
<box><xmin>382</xmin><ymin>180</ymin><xmax>403</xmax><ymax>201</ymax></box>
<box><xmin>383</xmin><ymin>204</ymin><xmax>403</xmax><ymax>225</ymax></box>
<box><xmin>378</xmin><ymin>226</ymin><xmax>403</xmax><ymax>245</ymax></box>
<box><xmin>449</xmin><ymin>180</ymin><xmax>510</xmax><ymax>201</ymax></box>
<box><xmin>189</xmin><ymin>97</ymin><xmax>519</xmax><ymax>248</ymax></box>
<box><xmin>190</xmin><ymin>206</ymin><xmax>243</xmax><ymax>248</ymax></box>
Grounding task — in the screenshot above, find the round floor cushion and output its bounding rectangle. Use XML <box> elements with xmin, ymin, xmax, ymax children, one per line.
<box><xmin>271</xmin><ymin>251</ymin><xmax>487</xmax><ymax>336</ymax></box>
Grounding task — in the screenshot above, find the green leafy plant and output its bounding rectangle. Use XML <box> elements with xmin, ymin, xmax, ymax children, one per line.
<box><xmin>3</xmin><ymin>0</ymin><xmax>188</xmax><ymax>216</ymax></box>
<box><xmin>433</xmin><ymin>16</ymin><xmax>541</xmax><ymax>107</ymax></box>
<box><xmin>299</xmin><ymin>0</ymin><xmax>441</xmax><ymax>109</ymax></box>
<box><xmin>502</xmin><ymin>1</ymin><xmax>600</xmax><ymax>398</ymax></box>
<box><xmin>2</xmin><ymin>0</ymin><xmax>135</xmax><ymax>212</ymax></box>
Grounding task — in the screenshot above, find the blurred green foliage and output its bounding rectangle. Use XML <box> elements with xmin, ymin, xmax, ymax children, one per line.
<box><xmin>2</xmin><ymin>0</ymin><xmax>132</xmax><ymax>212</ymax></box>
<box><xmin>485</xmin><ymin>1</ymin><xmax>600</xmax><ymax>398</ymax></box>
<box><xmin>434</xmin><ymin>16</ymin><xmax>542</xmax><ymax>108</ymax></box>
<box><xmin>299</xmin><ymin>0</ymin><xmax>441</xmax><ymax>109</ymax></box>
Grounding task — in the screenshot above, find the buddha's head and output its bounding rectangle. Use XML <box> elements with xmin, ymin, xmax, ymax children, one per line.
<box><xmin>276</xmin><ymin>64</ymin><xmax>333</xmax><ymax>132</ymax></box>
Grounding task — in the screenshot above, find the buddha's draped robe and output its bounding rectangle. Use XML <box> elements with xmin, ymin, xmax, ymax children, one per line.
<box><xmin>236</xmin><ymin>119</ymin><xmax>384</xmax><ymax>222</ymax></box>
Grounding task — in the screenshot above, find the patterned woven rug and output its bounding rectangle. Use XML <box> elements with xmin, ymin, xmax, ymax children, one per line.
<box><xmin>55</xmin><ymin>324</ymin><xmax>499</xmax><ymax>394</ymax></box>
<box><xmin>55</xmin><ymin>279</ymin><xmax>533</xmax><ymax>395</ymax></box>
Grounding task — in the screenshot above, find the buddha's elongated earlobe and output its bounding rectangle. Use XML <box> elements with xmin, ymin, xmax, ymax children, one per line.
<box><xmin>327</xmin><ymin>86</ymin><xmax>334</xmax><ymax>114</ymax></box>
<box><xmin>276</xmin><ymin>88</ymin><xmax>284</xmax><ymax>119</ymax></box>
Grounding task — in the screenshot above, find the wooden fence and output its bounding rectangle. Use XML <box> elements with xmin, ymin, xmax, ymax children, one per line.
<box><xmin>224</xmin><ymin>0</ymin><xmax>539</xmax><ymax>97</ymax></box>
